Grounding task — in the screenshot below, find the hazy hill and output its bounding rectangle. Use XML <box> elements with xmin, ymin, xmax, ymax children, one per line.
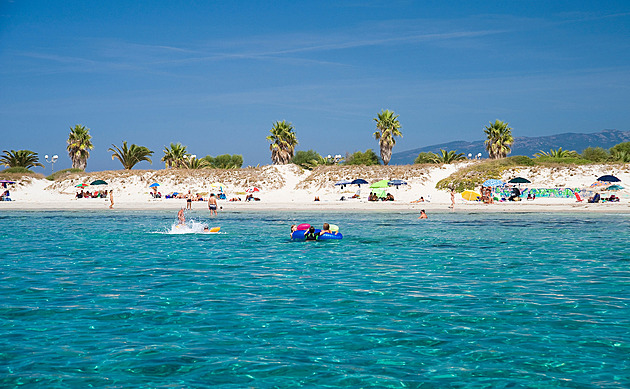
<box><xmin>390</xmin><ymin>129</ymin><xmax>630</xmax><ymax>165</ymax></box>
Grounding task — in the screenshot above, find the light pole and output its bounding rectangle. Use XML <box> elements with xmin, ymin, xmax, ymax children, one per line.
<box><xmin>44</xmin><ymin>154</ymin><xmax>58</xmax><ymax>174</ymax></box>
<box><xmin>468</xmin><ymin>153</ymin><xmax>472</xmax><ymax>160</ymax></box>
<box><xmin>477</xmin><ymin>153</ymin><xmax>482</xmax><ymax>160</ymax></box>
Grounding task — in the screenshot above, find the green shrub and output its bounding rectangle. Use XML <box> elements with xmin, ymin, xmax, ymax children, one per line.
<box><xmin>1</xmin><ymin>167</ymin><xmax>33</xmax><ymax>174</ymax></box>
<box><xmin>436</xmin><ymin>156</ymin><xmax>533</xmax><ymax>192</ymax></box>
<box><xmin>203</xmin><ymin>154</ymin><xmax>243</xmax><ymax>169</ymax></box>
<box><xmin>292</xmin><ymin>150</ymin><xmax>324</xmax><ymax>170</ymax></box>
<box><xmin>581</xmin><ymin>147</ymin><xmax>610</xmax><ymax>163</ymax></box>
<box><xmin>46</xmin><ymin>168</ymin><xmax>84</xmax><ymax>181</ymax></box>
<box><xmin>345</xmin><ymin>149</ymin><xmax>380</xmax><ymax>166</ymax></box>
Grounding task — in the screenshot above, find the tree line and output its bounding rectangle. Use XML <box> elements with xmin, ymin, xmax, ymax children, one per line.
<box><xmin>2</xmin><ymin>115</ymin><xmax>630</xmax><ymax>173</ymax></box>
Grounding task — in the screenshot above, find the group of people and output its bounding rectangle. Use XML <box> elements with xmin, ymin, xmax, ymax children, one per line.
<box><xmin>479</xmin><ymin>186</ymin><xmax>494</xmax><ymax>204</ymax></box>
<box><xmin>76</xmin><ymin>190</ymin><xmax>108</xmax><ymax>199</ymax></box>
<box><xmin>0</xmin><ymin>189</ymin><xmax>10</xmax><ymax>201</ymax></box>
<box><xmin>368</xmin><ymin>192</ymin><xmax>394</xmax><ymax>201</ymax></box>
<box><xmin>588</xmin><ymin>193</ymin><xmax>619</xmax><ymax>203</ymax></box>
<box><xmin>290</xmin><ymin>223</ymin><xmax>337</xmax><ymax>240</ymax></box>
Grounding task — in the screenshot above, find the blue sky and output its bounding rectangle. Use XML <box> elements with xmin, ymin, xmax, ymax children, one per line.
<box><xmin>1</xmin><ymin>1</ymin><xmax>629</xmax><ymax>172</ymax></box>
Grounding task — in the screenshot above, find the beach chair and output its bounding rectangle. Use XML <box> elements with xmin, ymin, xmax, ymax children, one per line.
<box><xmin>574</xmin><ymin>192</ymin><xmax>583</xmax><ymax>202</ymax></box>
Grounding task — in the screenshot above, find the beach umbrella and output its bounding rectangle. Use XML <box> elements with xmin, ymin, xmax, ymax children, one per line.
<box><xmin>508</xmin><ymin>177</ymin><xmax>531</xmax><ymax>184</ymax></box>
<box><xmin>597</xmin><ymin>175</ymin><xmax>620</xmax><ymax>182</ymax></box>
<box><xmin>90</xmin><ymin>180</ymin><xmax>107</xmax><ymax>186</ymax></box>
<box><xmin>211</xmin><ymin>182</ymin><xmax>226</xmax><ymax>192</ymax></box>
<box><xmin>149</xmin><ymin>183</ymin><xmax>160</xmax><ymax>187</ymax></box>
<box><xmin>604</xmin><ymin>184</ymin><xmax>624</xmax><ymax>191</ymax></box>
<box><xmin>461</xmin><ymin>190</ymin><xmax>481</xmax><ymax>201</ymax></box>
<box><xmin>373</xmin><ymin>188</ymin><xmax>387</xmax><ymax>198</ymax></box>
<box><xmin>75</xmin><ymin>183</ymin><xmax>88</xmax><ymax>188</ymax></box>
<box><xmin>482</xmin><ymin>179</ymin><xmax>505</xmax><ymax>187</ymax></box>
<box><xmin>369</xmin><ymin>179</ymin><xmax>389</xmax><ymax>189</ymax></box>
<box><xmin>335</xmin><ymin>180</ymin><xmax>352</xmax><ymax>186</ymax></box>
<box><xmin>246</xmin><ymin>187</ymin><xmax>260</xmax><ymax>193</ymax></box>
<box><xmin>388</xmin><ymin>179</ymin><xmax>408</xmax><ymax>188</ymax></box>
<box><xmin>0</xmin><ymin>180</ymin><xmax>15</xmax><ymax>184</ymax></box>
<box><xmin>351</xmin><ymin>179</ymin><xmax>368</xmax><ymax>186</ymax></box>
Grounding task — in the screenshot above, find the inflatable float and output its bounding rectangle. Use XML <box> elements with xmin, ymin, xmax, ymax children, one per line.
<box><xmin>291</xmin><ymin>223</ymin><xmax>343</xmax><ymax>240</ymax></box>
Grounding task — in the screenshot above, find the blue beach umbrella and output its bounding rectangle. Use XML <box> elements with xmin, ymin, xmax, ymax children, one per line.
<box><xmin>335</xmin><ymin>180</ymin><xmax>352</xmax><ymax>186</ymax></box>
<box><xmin>149</xmin><ymin>183</ymin><xmax>160</xmax><ymax>187</ymax></box>
<box><xmin>351</xmin><ymin>179</ymin><xmax>368</xmax><ymax>186</ymax></box>
<box><xmin>597</xmin><ymin>175</ymin><xmax>621</xmax><ymax>182</ymax></box>
<box><xmin>482</xmin><ymin>179</ymin><xmax>505</xmax><ymax>187</ymax></box>
<box><xmin>388</xmin><ymin>179</ymin><xmax>408</xmax><ymax>188</ymax></box>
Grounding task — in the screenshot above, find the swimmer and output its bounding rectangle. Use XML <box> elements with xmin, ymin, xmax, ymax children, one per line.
<box><xmin>319</xmin><ymin>223</ymin><xmax>332</xmax><ymax>235</ymax></box>
<box><xmin>203</xmin><ymin>226</ymin><xmax>209</xmax><ymax>232</ymax></box>
<box><xmin>178</xmin><ymin>208</ymin><xmax>185</xmax><ymax>225</ymax></box>
<box><xmin>290</xmin><ymin>224</ymin><xmax>297</xmax><ymax>237</ymax></box>
<box><xmin>418</xmin><ymin>210</ymin><xmax>428</xmax><ymax>219</ymax></box>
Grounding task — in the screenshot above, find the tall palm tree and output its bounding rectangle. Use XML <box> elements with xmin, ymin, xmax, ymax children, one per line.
<box><xmin>373</xmin><ymin>109</ymin><xmax>402</xmax><ymax>166</ymax></box>
<box><xmin>66</xmin><ymin>124</ymin><xmax>93</xmax><ymax>170</ymax></box>
<box><xmin>161</xmin><ymin>143</ymin><xmax>189</xmax><ymax>168</ymax></box>
<box><xmin>484</xmin><ymin>120</ymin><xmax>514</xmax><ymax>159</ymax></box>
<box><xmin>0</xmin><ymin>149</ymin><xmax>44</xmax><ymax>169</ymax></box>
<box><xmin>108</xmin><ymin>142</ymin><xmax>154</xmax><ymax>169</ymax></box>
<box><xmin>266</xmin><ymin>120</ymin><xmax>298</xmax><ymax>165</ymax></box>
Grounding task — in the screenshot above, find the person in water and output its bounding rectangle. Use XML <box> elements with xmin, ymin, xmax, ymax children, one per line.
<box><xmin>290</xmin><ymin>224</ymin><xmax>298</xmax><ymax>237</ymax></box>
<box><xmin>178</xmin><ymin>208</ymin><xmax>185</xmax><ymax>225</ymax></box>
<box><xmin>320</xmin><ymin>223</ymin><xmax>332</xmax><ymax>235</ymax></box>
<box><xmin>305</xmin><ymin>226</ymin><xmax>318</xmax><ymax>241</ymax></box>
<box><xmin>208</xmin><ymin>193</ymin><xmax>218</xmax><ymax>216</ymax></box>
<box><xmin>418</xmin><ymin>210</ymin><xmax>428</xmax><ymax>219</ymax></box>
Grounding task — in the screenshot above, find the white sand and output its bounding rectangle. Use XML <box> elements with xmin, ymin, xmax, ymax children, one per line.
<box><xmin>2</xmin><ymin>163</ymin><xmax>630</xmax><ymax>213</ymax></box>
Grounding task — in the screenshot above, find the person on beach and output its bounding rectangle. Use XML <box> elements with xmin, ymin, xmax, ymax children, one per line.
<box><xmin>449</xmin><ymin>188</ymin><xmax>455</xmax><ymax>209</ymax></box>
<box><xmin>418</xmin><ymin>210</ymin><xmax>428</xmax><ymax>219</ymax></box>
<box><xmin>109</xmin><ymin>191</ymin><xmax>114</xmax><ymax>209</ymax></box>
<box><xmin>208</xmin><ymin>193</ymin><xmax>218</xmax><ymax>216</ymax></box>
<box><xmin>178</xmin><ymin>208</ymin><xmax>185</xmax><ymax>225</ymax></box>
<box><xmin>186</xmin><ymin>190</ymin><xmax>193</xmax><ymax>210</ymax></box>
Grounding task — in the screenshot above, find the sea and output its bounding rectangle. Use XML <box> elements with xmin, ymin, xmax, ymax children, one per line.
<box><xmin>1</xmin><ymin>210</ymin><xmax>628</xmax><ymax>388</ymax></box>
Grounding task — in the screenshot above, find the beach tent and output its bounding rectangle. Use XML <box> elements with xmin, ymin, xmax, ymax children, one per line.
<box><xmin>369</xmin><ymin>179</ymin><xmax>389</xmax><ymax>189</ymax></box>
<box><xmin>461</xmin><ymin>190</ymin><xmax>481</xmax><ymax>201</ymax></box>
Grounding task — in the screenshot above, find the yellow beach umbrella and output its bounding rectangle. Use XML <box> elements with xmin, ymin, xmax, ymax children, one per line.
<box><xmin>461</xmin><ymin>190</ymin><xmax>481</xmax><ymax>201</ymax></box>
<box><xmin>211</xmin><ymin>182</ymin><xmax>226</xmax><ymax>192</ymax></box>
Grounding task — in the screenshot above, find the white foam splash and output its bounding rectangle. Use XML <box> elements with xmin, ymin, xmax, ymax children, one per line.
<box><xmin>159</xmin><ymin>219</ymin><xmax>220</xmax><ymax>234</ymax></box>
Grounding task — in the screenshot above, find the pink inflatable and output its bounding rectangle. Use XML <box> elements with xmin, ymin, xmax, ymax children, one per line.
<box><xmin>297</xmin><ymin>223</ymin><xmax>310</xmax><ymax>231</ymax></box>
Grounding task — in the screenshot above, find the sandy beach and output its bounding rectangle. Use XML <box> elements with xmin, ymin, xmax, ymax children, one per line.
<box><xmin>2</xmin><ymin>163</ymin><xmax>629</xmax><ymax>213</ymax></box>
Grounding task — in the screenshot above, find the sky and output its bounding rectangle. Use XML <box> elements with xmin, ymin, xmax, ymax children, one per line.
<box><xmin>1</xmin><ymin>1</ymin><xmax>629</xmax><ymax>173</ymax></box>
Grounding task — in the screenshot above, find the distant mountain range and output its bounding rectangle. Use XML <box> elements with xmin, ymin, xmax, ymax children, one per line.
<box><xmin>390</xmin><ymin>129</ymin><xmax>630</xmax><ymax>165</ymax></box>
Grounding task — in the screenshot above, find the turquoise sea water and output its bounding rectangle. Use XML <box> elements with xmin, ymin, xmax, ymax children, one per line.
<box><xmin>1</xmin><ymin>210</ymin><xmax>629</xmax><ymax>388</ymax></box>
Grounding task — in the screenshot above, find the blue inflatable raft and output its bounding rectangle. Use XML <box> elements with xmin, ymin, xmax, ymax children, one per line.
<box><xmin>291</xmin><ymin>229</ymin><xmax>343</xmax><ymax>240</ymax></box>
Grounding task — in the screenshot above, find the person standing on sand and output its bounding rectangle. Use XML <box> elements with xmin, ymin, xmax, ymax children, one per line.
<box><xmin>208</xmin><ymin>193</ymin><xmax>218</xmax><ymax>216</ymax></box>
<box><xmin>109</xmin><ymin>190</ymin><xmax>114</xmax><ymax>209</ymax></box>
<box><xmin>186</xmin><ymin>190</ymin><xmax>192</xmax><ymax>210</ymax></box>
<box><xmin>449</xmin><ymin>188</ymin><xmax>455</xmax><ymax>209</ymax></box>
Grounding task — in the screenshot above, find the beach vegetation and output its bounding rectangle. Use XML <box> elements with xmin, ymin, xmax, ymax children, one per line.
<box><xmin>373</xmin><ymin>109</ymin><xmax>402</xmax><ymax>166</ymax></box>
<box><xmin>414</xmin><ymin>152</ymin><xmax>435</xmax><ymax>164</ymax></box>
<box><xmin>292</xmin><ymin>150</ymin><xmax>324</xmax><ymax>170</ymax></box>
<box><xmin>436</xmin><ymin>156</ymin><xmax>534</xmax><ymax>192</ymax></box>
<box><xmin>46</xmin><ymin>168</ymin><xmax>84</xmax><ymax>181</ymax></box>
<box><xmin>430</xmin><ymin>149</ymin><xmax>466</xmax><ymax>164</ymax></box>
<box><xmin>203</xmin><ymin>154</ymin><xmax>243</xmax><ymax>169</ymax></box>
<box><xmin>267</xmin><ymin>120</ymin><xmax>298</xmax><ymax>165</ymax></box>
<box><xmin>610</xmin><ymin>142</ymin><xmax>630</xmax><ymax>162</ymax></box>
<box><xmin>66</xmin><ymin>125</ymin><xmax>94</xmax><ymax>170</ymax></box>
<box><xmin>580</xmin><ymin>147</ymin><xmax>610</xmax><ymax>163</ymax></box>
<box><xmin>108</xmin><ymin>142</ymin><xmax>154</xmax><ymax>169</ymax></box>
<box><xmin>184</xmin><ymin>156</ymin><xmax>211</xmax><ymax>169</ymax></box>
<box><xmin>162</xmin><ymin>143</ymin><xmax>190</xmax><ymax>168</ymax></box>
<box><xmin>345</xmin><ymin>149</ymin><xmax>380</xmax><ymax>166</ymax></box>
<box><xmin>534</xmin><ymin>147</ymin><xmax>579</xmax><ymax>158</ymax></box>
<box><xmin>0</xmin><ymin>149</ymin><xmax>44</xmax><ymax>169</ymax></box>
<box><xmin>484</xmin><ymin>120</ymin><xmax>514</xmax><ymax>159</ymax></box>
<box><xmin>1</xmin><ymin>166</ymin><xmax>35</xmax><ymax>174</ymax></box>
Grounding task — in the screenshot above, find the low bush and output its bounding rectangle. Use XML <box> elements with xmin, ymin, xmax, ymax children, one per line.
<box><xmin>46</xmin><ymin>168</ymin><xmax>84</xmax><ymax>181</ymax></box>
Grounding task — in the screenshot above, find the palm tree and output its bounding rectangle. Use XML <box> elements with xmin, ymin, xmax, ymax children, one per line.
<box><xmin>266</xmin><ymin>120</ymin><xmax>298</xmax><ymax>165</ymax></box>
<box><xmin>66</xmin><ymin>124</ymin><xmax>93</xmax><ymax>170</ymax></box>
<box><xmin>373</xmin><ymin>109</ymin><xmax>402</xmax><ymax>166</ymax></box>
<box><xmin>161</xmin><ymin>143</ymin><xmax>189</xmax><ymax>168</ymax></box>
<box><xmin>430</xmin><ymin>149</ymin><xmax>466</xmax><ymax>164</ymax></box>
<box><xmin>534</xmin><ymin>147</ymin><xmax>578</xmax><ymax>158</ymax></box>
<box><xmin>108</xmin><ymin>142</ymin><xmax>154</xmax><ymax>169</ymax></box>
<box><xmin>484</xmin><ymin>120</ymin><xmax>514</xmax><ymax>159</ymax></box>
<box><xmin>0</xmin><ymin>149</ymin><xmax>44</xmax><ymax>169</ymax></box>
<box><xmin>184</xmin><ymin>156</ymin><xmax>211</xmax><ymax>169</ymax></box>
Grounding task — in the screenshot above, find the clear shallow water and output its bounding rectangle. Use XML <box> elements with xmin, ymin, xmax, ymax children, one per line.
<box><xmin>1</xmin><ymin>210</ymin><xmax>628</xmax><ymax>388</ymax></box>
